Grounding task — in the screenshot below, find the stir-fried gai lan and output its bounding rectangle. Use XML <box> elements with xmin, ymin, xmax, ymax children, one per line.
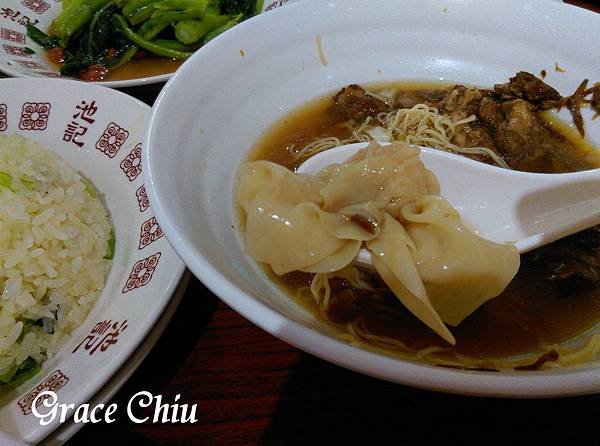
<box><xmin>26</xmin><ymin>0</ymin><xmax>263</xmax><ymax>80</ymax></box>
<box><xmin>333</xmin><ymin>73</ymin><xmax>600</xmax><ymax>295</ymax></box>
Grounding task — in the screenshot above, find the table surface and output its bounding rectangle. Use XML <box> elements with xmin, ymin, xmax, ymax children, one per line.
<box><xmin>2</xmin><ymin>1</ymin><xmax>598</xmax><ymax>444</ymax></box>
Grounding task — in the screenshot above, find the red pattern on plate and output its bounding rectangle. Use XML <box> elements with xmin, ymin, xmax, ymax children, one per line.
<box><xmin>136</xmin><ymin>185</ymin><xmax>150</xmax><ymax>212</ymax></box>
<box><xmin>0</xmin><ymin>28</ymin><xmax>25</xmax><ymax>44</ymax></box>
<box><xmin>21</xmin><ymin>0</ymin><xmax>50</xmax><ymax>14</ymax></box>
<box><xmin>19</xmin><ymin>102</ymin><xmax>50</xmax><ymax>130</ymax></box>
<box><xmin>0</xmin><ymin>8</ymin><xmax>39</xmax><ymax>27</ymax></box>
<box><xmin>17</xmin><ymin>370</ymin><xmax>69</xmax><ymax>416</ymax></box>
<box><xmin>72</xmin><ymin>320</ymin><xmax>129</xmax><ymax>355</ymax></box>
<box><xmin>37</xmin><ymin>70</ymin><xmax>60</xmax><ymax>78</ymax></box>
<box><xmin>120</xmin><ymin>142</ymin><xmax>142</xmax><ymax>181</ymax></box>
<box><xmin>95</xmin><ymin>122</ymin><xmax>129</xmax><ymax>158</ymax></box>
<box><xmin>139</xmin><ymin>216</ymin><xmax>163</xmax><ymax>249</ymax></box>
<box><xmin>0</xmin><ymin>104</ymin><xmax>6</xmax><ymax>131</ymax></box>
<box><xmin>2</xmin><ymin>43</ymin><xmax>31</xmax><ymax>57</ymax></box>
<box><xmin>122</xmin><ymin>252</ymin><xmax>161</xmax><ymax>293</ymax></box>
<box><xmin>14</xmin><ymin>59</ymin><xmax>44</xmax><ymax>69</ymax></box>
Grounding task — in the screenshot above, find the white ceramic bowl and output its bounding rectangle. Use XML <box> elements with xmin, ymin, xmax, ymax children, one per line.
<box><xmin>144</xmin><ymin>0</ymin><xmax>600</xmax><ymax>397</ymax></box>
<box><xmin>0</xmin><ymin>78</ymin><xmax>184</xmax><ymax>443</ymax></box>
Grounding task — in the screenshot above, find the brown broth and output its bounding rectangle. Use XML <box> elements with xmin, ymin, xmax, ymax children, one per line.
<box><xmin>103</xmin><ymin>57</ymin><xmax>183</xmax><ymax>82</ymax></box>
<box><xmin>45</xmin><ymin>54</ymin><xmax>182</xmax><ymax>82</ymax></box>
<box><xmin>246</xmin><ymin>81</ymin><xmax>600</xmax><ymax>362</ymax></box>
<box><xmin>265</xmin><ymin>258</ymin><xmax>600</xmax><ymax>360</ymax></box>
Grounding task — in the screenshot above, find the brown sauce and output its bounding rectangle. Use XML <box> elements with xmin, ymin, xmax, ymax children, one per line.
<box><xmin>103</xmin><ymin>57</ymin><xmax>183</xmax><ymax>82</ymax></box>
<box><xmin>45</xmin><ymin>54</ymin><xmax>182</xmax><ymax>82</ymax></box>
<box><xmin>246</xmin><ymin>81</ymin><xmax>600</xmax><ymax>362</ymax></box>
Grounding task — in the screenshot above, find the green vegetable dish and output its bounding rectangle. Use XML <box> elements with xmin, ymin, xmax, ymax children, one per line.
<box><xmin>26</xmin><ymin>0</ymin><xmax>263</xmax><ymax>81</ymax></box>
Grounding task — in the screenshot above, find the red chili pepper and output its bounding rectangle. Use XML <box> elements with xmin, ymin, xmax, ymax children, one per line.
<box><xmin>48</xmin><ymin>47</ymin><xmax>65</xmax><ymax>64</ymax></box>
<box><xmin>106</xmin><ymin>48</ymin><xmax>119</xmax><ymax>60</ymax></box>
<box><xmin>79</xmin><ymin>64</ymin><xmax>108</xmax><ymax>82</ymax></box>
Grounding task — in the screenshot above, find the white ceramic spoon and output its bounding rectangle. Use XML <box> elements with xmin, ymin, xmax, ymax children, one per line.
<box><xmin>297</xmin><ymin>142</ymin><xmax>600</xmax><ymax>265</ymax></box>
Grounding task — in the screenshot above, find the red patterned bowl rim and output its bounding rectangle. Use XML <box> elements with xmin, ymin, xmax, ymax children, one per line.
<box><xmin>0</xmin><ymin>77</ymin><xmax>185</xmax><ymax>443</ymax></box>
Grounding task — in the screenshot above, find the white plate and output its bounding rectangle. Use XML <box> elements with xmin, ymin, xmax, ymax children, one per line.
<box><xmin>0</xmin><ymin>1</ymin><xmax>171</xmax><ymax>88</ymax></box>
<box><xmin>144</xmin><ymin>0</ymin><xmax>600</xmax><ymax>397</ymax></box>
<box><xmin>0</xmin><ymin>0</ymin><xmax>301</xmax><ymax>87</ymax></box>
<box><xmin>0</xmin><ymin>78</ymin><xmax>185</xmax><ymax>442</ymax></box>
<box><xmin>41</xmin><ymin>271</ymin><xmax>191</xmax><ymax>446</ymax></box>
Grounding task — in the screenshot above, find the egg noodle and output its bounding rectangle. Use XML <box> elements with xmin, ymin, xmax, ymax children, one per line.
<box><xmin>544</xmin><ymin>333</ymin><xmax>600</xmax><ymax>368</ymax></box>
<box><xmin>296</xmin><ymin>267</ymin><xmax>600</xmax><ymax>371</ymax></box>
<box><xmin>306</xmin><ymin>265</ymin><xmax>373</xmax><ymax>311</ymax></box>
<box><xmin>291</xmin><ymin>103</ymin><xmax>509</xmax><ymax>169</ymax></box>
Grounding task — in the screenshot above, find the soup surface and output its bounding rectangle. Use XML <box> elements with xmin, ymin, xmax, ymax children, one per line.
<box><xmin>243</xmin><ymin>78</ymin><xmax>600</xmax><ymax>370</ymax></box>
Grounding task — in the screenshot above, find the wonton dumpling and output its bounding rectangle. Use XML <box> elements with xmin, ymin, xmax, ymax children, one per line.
<box><xmin>318</xmin><ymin>143</ymin><xmax>439</xmax><ymax>216</ymax></box>
<box><xmin>238</xmin><ymin>161</ymin><xmax>369</xmax><ymax>274</ymax></box>
<box><xmin>402</xmin><ymin>196</ymin><xmax>520</xmax><ymax>326</ymax></box>
<box><xmin>237</xmin><ymin>142</ymin><xmax>520</xmax><ymax>344</ymax></box>
<box><xmin>367</xmin><ymin>212</ymin><xmax>455</xmax><ymax>344</ymax></box>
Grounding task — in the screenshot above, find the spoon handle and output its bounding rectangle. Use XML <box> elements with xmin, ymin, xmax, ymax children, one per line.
<box><xmin>512</xmin><ymin>171</ymin><xmax>600</xmax><ymax>253</ymax></box>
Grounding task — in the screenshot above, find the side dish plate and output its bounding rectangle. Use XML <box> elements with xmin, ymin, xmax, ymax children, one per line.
<box><xmin>0</xmin><ymin>78</ymin><xmax>184</xmax><ymax>442</ymax></box>
<box><xmin>0</xmin><ymin>0</ymin><xmax>172</xmax><ymax>88</ymax></box>
<box><xmin>0</xmin><ymin>0</ymin><xmax>299</xmax><ymax>87</ymax></box>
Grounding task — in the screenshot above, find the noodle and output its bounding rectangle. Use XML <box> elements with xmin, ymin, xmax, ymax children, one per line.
<box><xmin>310</xmin><ymin>273</ymin><xmax>332</xmax><ymax>309</ymax></box>
<box><xmin>293</xmin><ymin>234</ymin><xmax>598</xmax><ymax>371</ymax></box>
<box><xmin>309</xmin><ymin>265</ymin><xmax>373</xmax><ymax>311</ymax></box>
<box><xmin>291</xmin><ymin>103</ymin><xmax>509</xmax><ymax>168</ymax></box>
<box><xmin>314</xmin><ymin>266</ymin><xmax>597</xmax><ymax>371</ymax></box>
<box><xmin>544</xmin><ymin>334</ymin><xmax>600</xmax><ymax>368</ymax></box>
<box><xmin>343</xmin><ymin>317</ymin><xmax>583</xmax><ymax>371</ymax></box>
<box><xmin>316</xmin><ymin>35</ymin><xmax>328</xmax><ymax>66</ymax></box>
